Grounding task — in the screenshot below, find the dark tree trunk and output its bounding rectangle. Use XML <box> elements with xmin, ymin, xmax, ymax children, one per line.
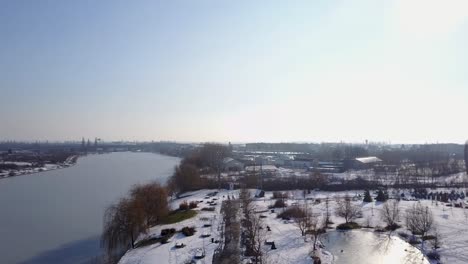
<box><xmin>131</xmin><ymin>231</ymin><xmax>135</xmax><ymax>249</ymax></box>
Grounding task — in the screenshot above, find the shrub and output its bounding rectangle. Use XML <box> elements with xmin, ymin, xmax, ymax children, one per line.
<box><xmin>374</xmin><ymin>226</ymin><xmax>386</xmax><ymax>232</ymax></box>
<box><xmin>336</xmin><ymin>222</ymin><xmax>361</xmax><ymax>230</ymax></box>
<box><xmin>273</xmin><ymin>199</ymin><xmax>286</xmax><ymax>208</ymax></box>
<box><xmin>179</xmin><ymin>201</ymin><xmax>189</xmax><ymax>211</ymax></box>
<box><xmin>189</xmin><ymin>201</ymin><xmax>198</xmax><ymax>209</ymax></box>
<box><xmin>272</xmin><ymin>191</ymin><xmax>288</xmax><ymax>199</ymax></box>
<box><xmin>385</xmin><ymin>223</ymin><xmax>401</xmax><ymax>231</ymax></box>
<box><xmin>160</xmin><ymin>228</ymin><xmax>176</xmax><ymax>236</ymax></box>
<box><xmin>427</xmin><ymin>251</ymin><xmax>440</xmax><ymax>260</ymax></box>
<box><xmin>278</xmin><ymin>206</ymin><xmax>305</xmax><ymax>219</ymax></box>
<box><xmin>423</xmin><ymin>235</ymin><xmax>436</xmax><ymax>241</ymax></box>
<box><xmin>398</xmin><ymin>232</ymin><xmax>409</xmax><ymax>239</ymax></box>
<box><xmin>201</xmin><ymin>207</ymin><xmax>216</xmax><ymax>211</ymax></box>
<box><xmin>181</xmin><ymin>226</ymin><xmax>196</xmax><ymax>236</ymax></box>
<box><xmin>312</xmin><ymin>256</ymin><xmax>322</xmax><ymax>264</ymax></box>
<box><xmin>160</xmin><ymin>236</ymin><xmax>170</xmax><ymax>244</ymax></box>
<box><xmin>408</xmin><ymin>236</ymin><xmax>420</xmax><ymax>245</ymax></box>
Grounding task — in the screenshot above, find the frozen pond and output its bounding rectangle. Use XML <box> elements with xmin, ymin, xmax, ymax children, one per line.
<box><xmin>322</xmin><ymin>230</ymin><xmax>430</xmax><ymax>264</ymax></box>
<box><xmin>0</xmin><ymin>152</ymin><xmax>180</xmax><ymax>264</ymax></box>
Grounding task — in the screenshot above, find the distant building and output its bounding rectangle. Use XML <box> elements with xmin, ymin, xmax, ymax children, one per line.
<box><xmin>222</xmin><ymin>157</ymin><xmax>244</xmax><ymax>171</ymax></box>
<box><xmin>286</xmin><ymin>155</ymin><xmax>315</xmax><ymax>169</ymax></box>
<box><xmin>344</xmin><ymin>156</ymin><xmax>383</xmax><ymax>170</ymax></box>
<box><xmin>308</xmin><ymin>161</ymin><xmax>345</xmax><ymax>173</ymax></box>
<box><xmin>245</xmin><ymin>165</ymin><xmax>278</xmax><ymax>173</ymax></box>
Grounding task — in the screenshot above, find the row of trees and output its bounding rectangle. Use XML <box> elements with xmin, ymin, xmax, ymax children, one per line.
<box><xmin>101</xmin><ymin>182</ymin><xmax>169</xmax><ymax>259</ymax></box>
<box><xmin>465</xmin><ymin>140</ymin><xmax>468</xmax><ymax>174</ymax></box>
<box><xmin>168</xmin><ymin>143</ymin><xmax>230</xmax><ymax>194</ymax></box>
<box><xmin>239</xmin><ymin>188</ymin><xmax>265</xmax><ymax>263</ymax></box>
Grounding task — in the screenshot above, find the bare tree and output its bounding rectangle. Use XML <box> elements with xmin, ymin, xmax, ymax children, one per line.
<box><xmin>130</xmin><ymin>181</ymin><xmax>168</xmax><ymax>227</ymax></box>
<box><xmin>101</xmin><ymin>197</ymin><xmax>146</xmax><ymax>255</ymax></box>
<box><xmin>430</xmin><ymin>226</ymin><xmax>442</xmax><ymax>250</ymax></box>
<box><xmin>239</xmin><ymin>187</ymin><xmax>253</xmax><ymax>216</ymax></box>
<box><xmin>293</xmin><ymin>205</ymin><xmax>311</xmax><ymax>239</ymax></box>
<box><xmin>323</xmin><ymin>197</ymin><xmax>331</xmax><ymax>228</ymax></box>
<box><xmin>200</xmin><ymin>143</ymin><xmax>230</xmax><ymax>189</ymax></box>
<box><xmin>405</xmin><ymin>202</ymin><xmax>434</xmax><ymax>250</ymax></box>
<box><xmin>380</xmin><ymin>200</ymin><xmax>400</xmax><ymax>229</ymax></box>
<box><xmin>239</xmin><ymin>187</ymin><xmax>265</xmax><ymax>263</ymax></box>
<box><xmin>247</xmin><ymin>214</ymin><xmax>265</xmax><ymax>263</ymax></box>
<box><xmin>308</xmin><ymin>214</ymin><xmax>325</xmax><ymax>251</ymax></box>
<box><xmin>169</xmin><ymin>163</ymin><xmax>201</xmax><ymax>193</ymax></box>
<box><xmin>335</xmin><ymin>196</ymin><xmax>361</xmax><ymax>223</ymax></box>
<box><xmin>465</xmin><ymin>140</ymin><xmax>468</xmax><ymax>174</ymax></box>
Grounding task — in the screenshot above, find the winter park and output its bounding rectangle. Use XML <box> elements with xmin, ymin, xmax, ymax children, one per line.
<box><xmin>2</xmin><ymin>1</ymin><xmax>468</xmax><ymax>264</ymax></box>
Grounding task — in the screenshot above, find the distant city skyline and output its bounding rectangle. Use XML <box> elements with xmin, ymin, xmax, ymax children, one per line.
<box><xmin>1</xmin><ymin>1</ymin><xmax>467</xmax><ymax>144</ymax></box>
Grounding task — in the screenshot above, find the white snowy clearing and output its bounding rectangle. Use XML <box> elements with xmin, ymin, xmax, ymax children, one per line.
<box><xmin>119</xmin><ymin>188</ymin><xmax>468</xmax><ymax>264</ymax></box>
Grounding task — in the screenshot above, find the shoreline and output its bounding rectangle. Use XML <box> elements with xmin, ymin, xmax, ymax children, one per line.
<box><xmin>0</xmin><ymin>155</ymin><xmax>80</xmax><ymax>180</ymax></box>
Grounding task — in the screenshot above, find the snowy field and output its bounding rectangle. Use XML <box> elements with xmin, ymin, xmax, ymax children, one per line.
<box><xmin>119</xmin><ymin>189</ymin><xmax>235</xmax><ymax>264</ymax></box>
<box><xmin>119</xmin><ymin>188</ymin><xmax>468</xmax><ymax>264</ymax></box>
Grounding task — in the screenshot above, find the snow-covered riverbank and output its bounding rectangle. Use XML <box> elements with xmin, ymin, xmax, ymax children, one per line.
<box><xmin>0</xmin><ymin>155</ymin><xmax>79</xmax><ymax>179</ymax></box>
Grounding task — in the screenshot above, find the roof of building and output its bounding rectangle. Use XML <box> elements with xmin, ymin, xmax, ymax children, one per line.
<box><xmin>245</xmin><ymin>165</ymin><xmax>277</xmax><ymax>172</ymax></box>
<box><xmin>355</xmin><ymin>156</ymin><xmax>382</xmax><ymax>164</ymax></box>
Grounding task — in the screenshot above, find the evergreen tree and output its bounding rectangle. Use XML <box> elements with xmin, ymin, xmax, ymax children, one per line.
<box><xmin>376</xmin><ymin>190</ymin><xmax>387</xmax><ymax>202</ymax></box>
<box><xmin>363</xmin><ymin>190</ymin><xmax>373</xmax><ymax>202</ymax></box>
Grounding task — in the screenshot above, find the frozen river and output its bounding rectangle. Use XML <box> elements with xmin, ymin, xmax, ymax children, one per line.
<box><xmin>0</xmin><ymin>152</ymin><xmax>180</xmax><ymax>264</ymax></box>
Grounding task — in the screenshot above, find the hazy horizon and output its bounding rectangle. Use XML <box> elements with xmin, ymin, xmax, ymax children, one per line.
<box><xmin>1</xmin><ymin>0</ymin><xmax>467</xmax><ymax>144</ymax></box>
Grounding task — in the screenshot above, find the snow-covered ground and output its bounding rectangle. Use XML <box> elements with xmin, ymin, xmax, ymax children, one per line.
<box><xmin>259</xmin><ymin>189</ymin><xmax>468</xmax><ymax>264</ymax></box>
<box><xmin>119</xmin><ymin>188</ymin><xmax>468</xmax><ymax>264</ymax></box>
<box><xmin>119</xmin><ymin>189</ymin><xmax>236</xmax><ymax>264</ymax></box>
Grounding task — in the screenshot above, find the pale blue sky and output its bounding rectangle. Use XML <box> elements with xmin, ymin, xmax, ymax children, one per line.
<box><xmin>1</xmin><ymin>0</ymin><xmax>467</xmax><ymax>143</ymax></box>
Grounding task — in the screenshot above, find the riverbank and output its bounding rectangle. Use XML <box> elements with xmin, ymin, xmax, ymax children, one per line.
<box><xmin>0</xmin><ymin>152</ymin><xmax>180</xmax><ymax>264</ymax></box>
<box><xmin>0</xmin><ymin>154</ymin><xmax>80</xmax><ymax>179</ymax></box>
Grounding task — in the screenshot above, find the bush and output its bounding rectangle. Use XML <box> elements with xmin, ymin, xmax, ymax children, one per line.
<box><xmin>189</xmin><ymin>201</ymin><xmax>198</xmax><ymax>209</ymax></box>
<box><xmin>312</xmin><ymin>256</ymin><xmax>321</xmax><ymax>264</ymax></box>
<box><xmin>179</xmin><ymin>201</ymin><xmax>189</xmax><ymax>211</ymax></box>
<box><xmin>160</xmin><ymin>228</ymin><xmax>176</xmax><ymax>236</ymax></box>
<box><xmin>398</xmin><ymin>232</ymin><xmax>409</xmax><ymax>239</ymax></box>
<box><xmin>336</xmin><ymin>222</ymin><xmax>361</xmax><ymax>230</ymax></box>
<box><xmin>272</xmin><ymin>199</ymin><xmax>287</xmax><ymax>208</ymax></box>
<box><xmin>278</xmin><ymin>206</ymin><xmax>306</xmax><ymax>219</ymax></box>
<box><xmin>201</xmin><ymin>207</ymin><xmax>216</xmax><ymax>211</ymax></box>
<box><xmin>385</xmin><ymin>223</ymin><xmax>401</xmax><ymax>231</ymax></box>
<box><xmin>427</xmin><ymin>251</ymin><xmax>440</xmax><ymax>260</ymax></box>
<box><xmin>272</xmin><ymin>191</ymin><xmax>288</xmax><ymax>199</ymax></box>
<box><xmin>374</xmin><ymin>226</ymin><xmax>386</xmax><ymax>232</ymax></box>
<box><xmin>181</xmin><ymin>226</ymin><xmax>196</xmax><ymax>236</ymax></box>
<box><xmin>423</xmin><ymin>235</ymin><xmax>436</xmax><ymax>241</ymax></box>
<box><xmin>408</xmin><ymin>236</ymin><xmax>420</xmax><ymax>245</ymax></box>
